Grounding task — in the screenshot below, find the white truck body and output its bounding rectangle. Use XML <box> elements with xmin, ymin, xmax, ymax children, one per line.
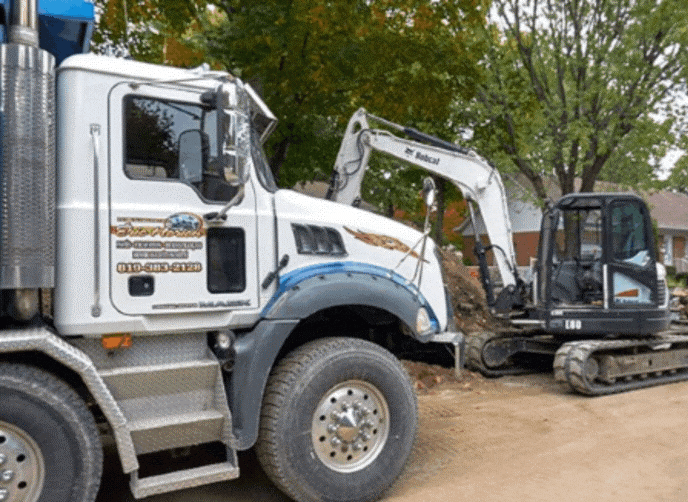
<box><xmin>1</xmin><ymin>28</ymin><xmax>456</xmax><ymax>500</ymax></box>
<box><xmin>54</xmin><ymin>55</ymin><xmax>450</xmax><ymax>338</ymax></box>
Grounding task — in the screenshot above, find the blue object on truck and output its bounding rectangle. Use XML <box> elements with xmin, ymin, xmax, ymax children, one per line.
<box><xmin>0</xmin><ymin>0</ymin><xmax>95</xmax><ymax>64</ymax></box>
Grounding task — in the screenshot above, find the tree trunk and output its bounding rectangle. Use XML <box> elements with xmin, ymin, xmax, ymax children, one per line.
<box><xmin>386</xmin><ymin>201</ymin><xmax>394</xmax><ymax>218</ymax></box>
<box><xmin>269</xmin><ymin>136</ymin><xmax>291</xmax><ymax>184</ymax></box>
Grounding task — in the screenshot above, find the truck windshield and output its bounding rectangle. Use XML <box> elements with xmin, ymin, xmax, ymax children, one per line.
<box><xmin>251</xmin><ymin>128</ymin><xmax>277</xmax><ymax>192</ymax></box>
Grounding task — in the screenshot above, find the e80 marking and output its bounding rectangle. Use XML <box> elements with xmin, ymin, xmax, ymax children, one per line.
<box><xmin>564</xmin><ymin>319</ymin><xmax>582</xmax><ymax>330</ymax></box>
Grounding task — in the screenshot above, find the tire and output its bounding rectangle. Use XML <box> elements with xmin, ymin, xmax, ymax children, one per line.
<box><xmin>0</xmin><ymin>363</ymin><xmax>103</xmax><ymax>502</ymax></box>
<box><xmin>256</xmin><ymin>337</ymin><xmax>417</xmax><ymax>502</ymax></box>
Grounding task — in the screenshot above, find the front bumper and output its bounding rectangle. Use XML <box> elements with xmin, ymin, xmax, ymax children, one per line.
<box><xmin>428</xmin><ymin>330</ymin><xmax>465</xmax><ymax>374</ymax></box>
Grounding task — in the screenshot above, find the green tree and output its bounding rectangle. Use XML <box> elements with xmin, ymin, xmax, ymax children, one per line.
<box><xmin>201</xmin><ymin>0</ymin><xmax>488</xmax><ymax>192</ymax></box>
<box><xmin>92</xmin><ymin>0</ymin><xmax>208</xmax><ymax>64</ymax></box>
<box><xmin>460</xmin><ymin>0</ymin><xmax>688</xmax><ymax>203</ymax></box>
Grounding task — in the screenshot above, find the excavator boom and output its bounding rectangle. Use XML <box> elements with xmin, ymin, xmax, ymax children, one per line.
<box><xmin>329</xmin><ymin>108</ymin><xmax>519</xmax><ymax>290</ymax></box>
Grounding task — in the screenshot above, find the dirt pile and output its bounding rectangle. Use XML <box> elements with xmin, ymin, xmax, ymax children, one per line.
<box><xmin>402</xmin><ymin>360</ymin><xmax>485</xmax><ymax>394</ymax></box>
<box><xmin>671</xmin><ymin>287</ymin><xmax>688</xmax><ymax>321</ymax></box>
<box><xmin>439</xmin><ymin>248</ymin><xmax>495</xmax><ymax>332</ymax></box>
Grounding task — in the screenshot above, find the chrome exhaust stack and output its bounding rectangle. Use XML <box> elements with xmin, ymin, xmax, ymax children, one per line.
<box><xmin>0</xmin><ymin>0</ymin><xmax>56</xmax><ymax>320</ymax></box>
<box><xmin>8</xmin><ymin>0</ymin><xmax>38</xmax><ymax>47</ymax></box>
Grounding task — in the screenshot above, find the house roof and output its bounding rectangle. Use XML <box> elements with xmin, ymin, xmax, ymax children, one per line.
<box><xmin>291</xmin><ymin>181</ymin><xmax>379</xmax><ymax>213</ymax></box>
<box><xmin>503</xmin><ymin>173</ymin><xmax>688</xmax><ymax>232</ymax></box>
<box><xmin>645</xmin><ymin>190</ymin><xmax>688</xmax><ymax>232</ymax></box>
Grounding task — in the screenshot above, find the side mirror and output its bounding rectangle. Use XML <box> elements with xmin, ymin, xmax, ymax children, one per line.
<box><xmin>422</xmin><ymin>177</ymin><xmax>436</xmax><ymax>209</ymax></box>
<box><xmin>178</xmin><ymin>130</ymin><xmax>206</xmax><ymax>184</ymax></box>
<box><xmin>222</xmin><ymin>154</ymin><xmax>240</xmax><ymax>184</ymax></box>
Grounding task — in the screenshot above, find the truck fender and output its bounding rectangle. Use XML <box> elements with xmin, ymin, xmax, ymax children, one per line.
<box><xmin>262</xmin><ymin>263</ymin><xmax>440</xmax><ymax>337</ymax></box>
<box><xmin>0</xmin><ymin>327</ymin><xmax>139</xmax><ymax>473</ymax></box>
<box><xmin>231</xmin><ymin>264</ymin><xmax>440</xmax><ymax>450</ymax></box>
<box><xmin>230</xmin><ymin>319</ymin><xmax>298</xmax><ymax>450</ymax></box>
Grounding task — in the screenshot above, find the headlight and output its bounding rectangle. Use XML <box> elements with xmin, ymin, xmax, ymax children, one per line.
<box><xmin>415</xmin><ymin>307</ymin><xmax>433</xmax><ymax>335</ymax></box>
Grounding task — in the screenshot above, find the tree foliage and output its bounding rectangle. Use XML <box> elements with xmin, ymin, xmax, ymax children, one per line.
<box><xmin>92</xmin><ymin>1</ymin><xmax>487</xmax><ymax>221</ymax></box>
<box><xmin>460</xmin><ymin>0</ymin><xmax>688</xmax><ymax>203</ymax></box>
<box><xmin>202</xmin><ymin>0</ymin><xmax>488</xmax><ymax>195</ymax></box>
<box><xmin>92</xmin><ymin>0</ymin><xmax>208</xmax><ymax>64</ymax></box>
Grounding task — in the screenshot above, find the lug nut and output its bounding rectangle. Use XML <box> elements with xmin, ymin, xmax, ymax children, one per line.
<box><xmin>327</xmin><ymin>424</ymin><xmax>338</xmax><ymax>434</ymax></box>
<box><xmin>0</xmin><ymin>488</ymin><xmax>8</xmax><ymax>501</ymax></box>
<box><xmin>351</xmin><ymin>442</ymin><xmax>362</xmax><ymax>451</ymax></box>
<box><xmin>330</xmin><ymin>437</ymin><xmax>342</xmax><ymax>447</ymax></box>
<box><xmin>0</xmin><ymin>471</ymin><xmax>12</xmax><ymax>483</ymax></box>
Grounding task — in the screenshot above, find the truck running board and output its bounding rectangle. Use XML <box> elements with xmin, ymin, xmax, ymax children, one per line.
<box><xmin>71</xmin><ymin>333</ymin><xmax>240</xmax><ymax>495</ymax></box>
<box><xmin>130</xmin><ymin>462</ymin><xmax>239</xmax><ymax>498</ymax></box>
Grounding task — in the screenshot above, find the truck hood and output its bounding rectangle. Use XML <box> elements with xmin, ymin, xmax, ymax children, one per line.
<box><xmin>273</xmin><ymin>189</ymin><xmax>450</xmax><ymax>332</ymax></box>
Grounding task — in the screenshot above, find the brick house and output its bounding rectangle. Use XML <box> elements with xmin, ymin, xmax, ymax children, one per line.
<box><xmin>646</xmin><ymin>190</ymin><xmax>688</xmax><ymax>273</ymax></box>
<box><xmin>461</xmin><ymin>176</ymin><xmax>688</xmax><ymax>274</ymax></box>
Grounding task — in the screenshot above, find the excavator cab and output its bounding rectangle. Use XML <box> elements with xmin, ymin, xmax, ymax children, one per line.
<box><xmin>533</xmin><ymin>193</ymin><xmax>670</xmax><ymax>336</ymax></box>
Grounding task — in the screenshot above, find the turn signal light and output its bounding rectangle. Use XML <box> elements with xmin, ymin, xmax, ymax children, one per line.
<box><xmin>101</xmin><ymin>333</ymin><xmax>133</xmax><ymax>350</ymax></box>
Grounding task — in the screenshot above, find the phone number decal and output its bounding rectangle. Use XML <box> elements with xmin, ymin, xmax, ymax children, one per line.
<box><xmin>116</xmin><ymin>262</ymin><xmax>202</xmax><ymax>274</ymax></box>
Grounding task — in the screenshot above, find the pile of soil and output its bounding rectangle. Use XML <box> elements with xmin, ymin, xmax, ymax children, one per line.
<box><xmin>671</xmin><ymin>287</ymin><xmax>688</xmax><ymax>321</ymax></box>
<box><xmin>439</xmin><ymin>248</ymin><xmax>497</xmax><ymax>332</ymax></box>
<box><xmin>402</xmin><ymin>360</ymin><xmax>485</xmax><ymax>394</ymax></box>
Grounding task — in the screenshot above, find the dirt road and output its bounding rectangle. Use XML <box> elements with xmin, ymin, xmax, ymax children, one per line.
<box><xmin>98</xmin><ymin>371</ymin><xmax>688</xmax><ymax>502</ymax></box>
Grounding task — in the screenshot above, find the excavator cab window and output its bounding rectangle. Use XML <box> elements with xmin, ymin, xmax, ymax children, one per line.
<box><xmin>539</xmin><ymin>198</ymin><xmax>605</xmax><ymax>308</ymax></box>
<box><xmin>549</xmin><ymin>207</ymin><xmax>604</xmax><ymax>306</ymax></box>
<box><xmin>611</xmin><ymin>202</ymin><xmax>649</xmax><ymax>266</ymax></box>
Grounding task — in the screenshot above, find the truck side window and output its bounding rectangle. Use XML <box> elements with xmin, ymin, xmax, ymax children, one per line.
<box><xmin>124</xmin><ymin>96</ymin><xmax>238</xmax><ymax>202</ymax></box>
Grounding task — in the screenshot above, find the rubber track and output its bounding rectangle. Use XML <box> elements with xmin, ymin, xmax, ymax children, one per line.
<box><xmin>465</xmin><ymin>331</ymin><xmax>533</xmax><ymax>377</ymax></box>
<box><xmin>555</xmin><ymin>335</ymin><xmax>688</xmax><ymax>396</ymax></box>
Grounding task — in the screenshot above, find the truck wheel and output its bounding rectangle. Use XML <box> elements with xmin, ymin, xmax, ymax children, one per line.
<box><xmin>0</xmin><ymin>363</ymin><xmax>102</xmax><ymax>502</ymax></box>
<box><xmin>256</xmin><ymin>337</ymin><xmax>417</xmax><ymax>502</ymax></box>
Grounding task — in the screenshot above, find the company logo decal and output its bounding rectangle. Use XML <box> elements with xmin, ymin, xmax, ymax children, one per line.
<box><xmin>343</xmin><ymin>227</ymin><xmax>426</xmax><ymax>261</ymax></box>
<box><xmin>166</xmin><ymin>213</ymin><xmax>202</xmax><ymax>232</ymax></box>
<box><xmin>112</xmin><ymin>215</ymin><xmax>205</xmax><ymax>276</ymax></box>
<box><xmin>111</xmin><ymin>214</ymin><xmax>204</xmax><ymax>238</ymax></box>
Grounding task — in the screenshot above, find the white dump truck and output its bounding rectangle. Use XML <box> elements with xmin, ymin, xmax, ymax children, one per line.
<box><xmin>0</xmin><ymin>2</ymin><xmax>460</xmax><ymax>501</ymax></box>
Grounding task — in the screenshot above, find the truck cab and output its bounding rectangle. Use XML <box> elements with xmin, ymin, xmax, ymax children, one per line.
<box><xmin>53</xmin><ymin>55</ymin><xmax>453</xmax><ymax>340</ymax></box>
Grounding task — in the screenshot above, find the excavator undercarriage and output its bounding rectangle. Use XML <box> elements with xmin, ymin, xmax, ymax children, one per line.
<box><xmin>466</xmin><ymin>329</ymin><xmax>688</xmax><ymax>396</ymax></box>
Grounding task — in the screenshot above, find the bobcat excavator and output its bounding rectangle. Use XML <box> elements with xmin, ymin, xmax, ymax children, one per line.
<box><xmin>328</xmin><ymin>108</ymin><xmax>688</xmax><ymax>396</ymax></box>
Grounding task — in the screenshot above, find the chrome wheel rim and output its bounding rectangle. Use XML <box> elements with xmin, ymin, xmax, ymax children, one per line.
<box><xmin>311</xmin><ymin>379</ymin><xmax>390</xmax><ymax>473</ymax></box>
<box><xmin>0</xmin><ymin>421</ymin><xmax>45</xmax><ymax>502</ymax></box>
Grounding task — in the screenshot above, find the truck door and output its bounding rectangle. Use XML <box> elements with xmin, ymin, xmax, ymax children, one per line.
<box><xmin>606</xmin><ymin>198</ymin><xmax>659</xmax><ymax>307</ymax></box>
<box><xmin>108</xmin><ymin>84</ymin><xmax>259</xmax><ymax>316</ymax></box>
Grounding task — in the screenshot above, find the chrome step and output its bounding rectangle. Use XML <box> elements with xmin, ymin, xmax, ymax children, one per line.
<box><xmin>128</xmin><ymin>410</ymin><xmax>225</xmax><ymax>455</ymax></box>
<box><xmin>130</xmin><ymin>461</ymin><xmax>239</xmax><ymax>499</ymax></box>
<box><xmin>98</xmin><ymin>359</ymin><xmax>218</xmax><ymax>401</ymax></box>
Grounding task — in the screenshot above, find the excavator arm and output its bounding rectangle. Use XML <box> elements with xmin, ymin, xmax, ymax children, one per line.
<box><xmin>328</xmin><ymin>108</ymin><xmax>519</xmax><ymax>295</ymax></box>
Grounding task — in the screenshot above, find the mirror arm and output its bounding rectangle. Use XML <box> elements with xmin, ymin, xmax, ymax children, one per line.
<box><xmin>204</xmin><ymin>184</ymin><xmax>245</xmax><ymax>223</ymax></box>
